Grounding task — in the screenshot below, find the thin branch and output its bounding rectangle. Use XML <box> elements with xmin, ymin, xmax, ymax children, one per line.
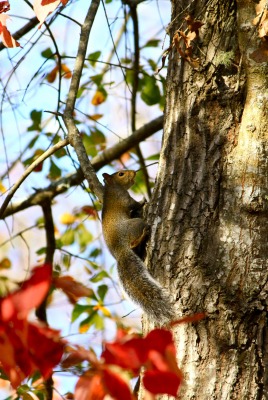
<box><xmin>100</xmin><ymin>12</ymin><xmax>130</xmax><ymax>75</ymax></box>
<box><xmin>1</xmin><ymin>115</ymin><xmax>163</xmax><ymax>218</ymax></box>
<box><xmin>63</xmin><ymin>0</ymin><xmax>103</xmax><ymax>202</ymax></box>
<box><xmin>0</xmin><ymin>138</ymin><xmax>69</xmax><ymax>218</ymax></box>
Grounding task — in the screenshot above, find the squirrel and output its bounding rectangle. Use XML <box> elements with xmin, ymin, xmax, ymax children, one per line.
<box><xmin>101</xmin><ymin>169</ymin><xmax>175</xmax><ymax>325</ymax></box>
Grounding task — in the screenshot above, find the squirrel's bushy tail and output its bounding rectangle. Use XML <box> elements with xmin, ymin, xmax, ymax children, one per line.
<box><xmin>117</xmin><ymin>249</ymin><xmax>175</xmax><ymax>325</ymax></box>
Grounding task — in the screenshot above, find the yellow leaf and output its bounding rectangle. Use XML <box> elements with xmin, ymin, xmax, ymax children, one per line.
<box><xmin>0</xmin><ymin>181</ymin><xmax>6</xmax><ymax>194</ymax></box>
<box><xmin>93</xmin><ymin>304</ymin><xmax>111</xmax><ymax>317</ymax></box>
<box><xmin>59</xmin><ymin>212</ymin><xmax>76</xmax><ymax>225</ymax></box>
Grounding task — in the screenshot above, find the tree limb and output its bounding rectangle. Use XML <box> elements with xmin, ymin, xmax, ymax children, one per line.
<box><xmin>1</xmin><ymin>115</ymin><xmax>163</xmax><ymax>219</ymax></box>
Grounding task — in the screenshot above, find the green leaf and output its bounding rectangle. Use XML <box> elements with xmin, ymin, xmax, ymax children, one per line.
<box><xmin>90</xmin><ymin>270</ymin><xmax>110</xmax><ymax>283</ymax></box>
<box><xmin>27</xmin><ymin>110</ymin><xmax>42</xmax><ymax>132</ymax></box>
<box><xmin>88</xmin><ymin>260</ymin><xmax>102</xmax><ymax>270</ymax></box>
<box><xmin>148</xmin><ymin>58</ymin><xmax>157</xmax><ymax>71</ymax></box>
<box><xmin>76</xmin><ymin>224</ymin><xmax>93</xmax><ymax>252</ymax></box>
<box><xmin>125</xmin><ymin>69</ymin><xmax>134</xmax><ymax>86</ymax></box>
<box><xmin>82</xmin><ymin>133</ymin><xmax>97</xmax><ymax>157</ymax></box>
<box><xmin>142</xmin><ymin>39</ymin><xmax>160</xmax><ymax>48</ymax></box>
<box><xmin>61</xmin><ymin>229</ymin><xmax>75</xmax><ymax>246</ymax></box>
<box><xmin>80</xmin><ymin>311</ymin><xmax>104</xmax><ymax>331</ymax></box>
<box><xmin>90</xmin><ymin>128</ymin><xmax>106</xmax><ymax>146</ymax></box>
<box><xmin>97</xmin><ymin>284</ymin><xmax>108</xmax><ymax>301</ymax></box>
<box><xmin>90</xmin><ymin>74</ymin><xmax>103</xmax><ymax>86</ymax></box>
<box><xmin>47</xmin><ymin>159</ymin><xmax>61</xmax><ymax>180</ymax></box>
<box><xmin>72</xmin><ymin>304</ymin><xmax>93</xmax><ymax>322</ymax></box>
<box><xmin>41</xmin><ymin>48</ymin><xmax>54</xmax><ymax>58</ymax></box>
<box><xmin>89</xmin><ymin>248</ymin><xmax>102</xmax><ymax>258</ymax></box>
<box><xmin>54</xmin><ymin>147</ymin><xmax>67</xmax><ymax>159</ymax></box>
<box><xmin>140</xmin><ymin>76</ymin><xmax>161</xmax><ymax>106</ymax></box>
<box><xmin>88</xmin><ymin>51</ymin><xmax>101</xmax><ymax>67</ymax></box>
<box><xmin>27</xmin><ymin>135</ymin><xmax>39</xmax><ymax>149</ymax></box>
<box><xmin>17</xmin><ymin>385</ymin><xmax>31</xmax><ymax>395</ymax></box>
<box><xmin>146</xmin><ymin>153</ymin><xmax>160</xmax><ymax>161</ymax></box>
<box><xmin>36</xmin><ymin>247</ymin><xmax>46</xmax><ymax>255</ymax></box>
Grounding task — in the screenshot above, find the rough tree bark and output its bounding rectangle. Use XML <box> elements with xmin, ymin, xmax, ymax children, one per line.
<box><xmin>142</xmin><ymin>0</ymin><xmax>268</xmax><ymax>398</ymax></box>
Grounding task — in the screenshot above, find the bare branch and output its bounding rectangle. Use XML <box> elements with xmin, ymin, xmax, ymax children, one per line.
<box><xmin>63</xmin><ymin>0</ymin><xmax>103</xmax><ymax>201</ymax></box>
<box><xmin>0</xmin><ymin>138</ymin><xmax>69</xmax><ymax>218</ymax></box>
<box><xmin>1</xmin><ymin>115</ymin><xmax>163</xmax><ymax>218</ymax></box>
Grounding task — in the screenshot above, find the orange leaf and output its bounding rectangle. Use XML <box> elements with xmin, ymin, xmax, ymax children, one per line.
<box><xmin>53</xmin><ymin>275</ymin><xmax>93</xmax><ymax>303</ymax></box>
<box><xmin>0</xmin><ymin>15</ymin><xmax>19</xmax><ymax>48</ymax></box>
<box><xmin>88</xmin><ymin>114</ymin><xmax>103</xmax><ymax>121</ymax></box>
<box><xmin>62</xmin><ymin>63</ymin><xmax>72</xmax><ymax>79</ymax></box>
<box><xmin>46</xmin><ymin>65</ymin><xmax>58</xmax><ymax>83</ymax></box>
<box><xmin>91</xmin><ymin>90</ymin><xmax>105</xmax><ymax>106</ymax></box>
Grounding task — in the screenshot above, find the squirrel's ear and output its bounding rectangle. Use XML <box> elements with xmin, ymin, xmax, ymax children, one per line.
<box><xmin>102</xmin><ymin>173</ymin><xmax>111</xmax><ymax>184</ymax></box>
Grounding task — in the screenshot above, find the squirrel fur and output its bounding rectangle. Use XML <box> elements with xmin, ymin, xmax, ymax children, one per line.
<box><xmin>102</xmin><ymin>170</ymin><xmax>175</xmax><ymax>325</ymax></box>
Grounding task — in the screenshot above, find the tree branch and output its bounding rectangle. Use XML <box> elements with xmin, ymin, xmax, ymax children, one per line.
<box><xmin>0</xmin><ymin>138</ymin><xmax>69</xmax><ymax>219</ymax></box>
<box><xmin>63</xmin><ymin>0</ymin><xmax>103</xmax><ymax>201</ymax></box>
<box><xmin>1</xmin><ymin>115</ymin><xmax>163</xmax><ymax>218</ymax></box>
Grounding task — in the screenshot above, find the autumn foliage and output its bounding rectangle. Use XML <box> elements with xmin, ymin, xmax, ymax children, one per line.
<box><xmin>0</xmin><ymin>263</ymin><xmax>186</xmax><ymax>399</ymax></box>
<box><xmin>0</xmin><ymin>264</ymin><xmax>64</xmax><ymax>388</ymax></box>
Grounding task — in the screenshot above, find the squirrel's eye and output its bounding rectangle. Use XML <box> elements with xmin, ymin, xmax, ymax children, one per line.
<box><xmin>118</xmin><ymin>172</ymin><xmax>124</xmax><ymax>177</ymax></box>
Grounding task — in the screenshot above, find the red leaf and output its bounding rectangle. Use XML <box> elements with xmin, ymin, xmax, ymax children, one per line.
<box><xmin>0</xmin><ymin>264</ymin><xmax>52</xmax><ymax>321</ymax></box>
<box><xmin>0</xmin><ymin>319</ymin><xmax>64</xmax><ymax>388</ymax></box>
<box><xmin>145</xmin><ymin>329</ymin><xmax>175</xmax><ymax>354</ymax></box>
<box><xmin>102</xmin><ymin>336</ymin><xmax>146</xmax><ymax>373</ymax></box>
<box><xmin>0</xmin><ymin>1</ymin><xmax>10</xmax><ymax>13</ymax></box>
<box><xmin>143</xmin><ymin>370</ymin><xmax>182</xmax><ymax>396</ymax></box>
<box><xmin>102</xmin><ymin>368</ymin><xmax>134</xmax><ymax>400</ymax></box>
<box><xmin>27</xmin><ymin>323</ymin><xmax>64</xmax><ymax>378</ymax></box>
<box><xmin>62</xmin><ymin>346</ymin><xmax>99</xmax><ymax>368</ymax></box>
<box><xmin>75</xmin><ymin>373</ymin><xmax>106</xmax><ymax>400</ymax></box>
<box><xmin>0</xmin><ymin>264</ymin><xmax>63</xmax><ymax>388</ymax></box>
<box><xmin>41</xmin><ymin>0</ymin><xmax>68</xmax><ymax>5</ymax></box>
<box><xmin>53</xmin><ymin>275</ymin><xmax>93</xmax><ymax>304</ymax></box>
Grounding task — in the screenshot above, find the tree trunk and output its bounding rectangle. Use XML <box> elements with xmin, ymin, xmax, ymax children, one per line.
<box><xmin>143</xmin><ymin>0</ymin><xmax>268</xmax><ymax>398</ymax></box>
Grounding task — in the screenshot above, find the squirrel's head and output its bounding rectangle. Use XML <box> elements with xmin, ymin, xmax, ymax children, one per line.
<box><xmin>103</xmin><ymin>170</ymin><xmax>136</xmax><ymax>189</ymax></box>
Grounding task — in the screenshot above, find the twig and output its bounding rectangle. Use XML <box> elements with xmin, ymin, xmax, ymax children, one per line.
<box><xmin>0</xmin><ymin>138</ymin><xmax>69</xmax><ymax>218</ymax></box>
<box><xmin>63</xmin><ymin>0</ymin><xmax>103</xmax><ymax>202</ymax></box>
